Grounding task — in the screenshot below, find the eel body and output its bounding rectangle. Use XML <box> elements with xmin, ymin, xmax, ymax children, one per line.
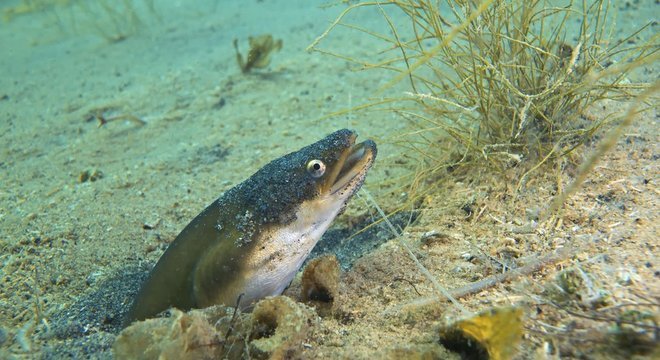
<box><xmin>125</xmin><ymin>129</ymin><xmax>376</xmax><ymax>325</ymax></box>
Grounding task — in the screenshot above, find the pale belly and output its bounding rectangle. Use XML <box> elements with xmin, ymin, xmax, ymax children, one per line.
<box><xmin>239</xmin><ymin>200</ymin><xmax>341</xmax><ymax>306</ymax></box>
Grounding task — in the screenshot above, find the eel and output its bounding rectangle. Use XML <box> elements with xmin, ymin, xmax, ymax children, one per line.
<box><xmin>125</xmin><ymin>129</ymin><xmax>377</xmax><ymax>325</ymax></box>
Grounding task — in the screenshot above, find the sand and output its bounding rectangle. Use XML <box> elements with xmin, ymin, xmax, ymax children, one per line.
<box><xmin>0</xmin><ymin>0</ymin><xmax>657</xmax><ymax>359</ymax></box>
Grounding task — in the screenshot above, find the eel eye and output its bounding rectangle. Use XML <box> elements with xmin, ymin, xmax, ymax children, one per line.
<box><xmin>306</xmin><ymin>159</ymin><xmax>326</xmax><ymax>178</ymax></box>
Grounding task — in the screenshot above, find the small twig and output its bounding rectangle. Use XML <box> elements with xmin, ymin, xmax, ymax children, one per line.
<box><xmin>472</xmin><ymin>203</ymin><xmax>488</xmax><ymax>223</ymax></box>
<box><xmin>391</xmin><ymin>276</ymin><xmax>422</xmax><ymax>296</ymax></box>
<box><xmin>450</xmin><ymin>246</ymin><xmax>574</xmax><ymax>299</ymax></box>
<box><xmin>381</xmin><ymin>246</ymin><xmax>575</xmax><ymax>315</ymax></box>
<box><xmin>96</xmin><ymin>113</ymin><xmax>146</xmax><ymax>128</ymax></box>
<box><xmin>192</xmin><ymin>293</ymin><xmax>245</xmax><ymax>352</ymax></box>
<box><xmin>548</xmin><ymin>301</ymin><xmax>660</xmax><ymax>331</ymax></box>
<box><xmin>376</xmin><ymin>2</ymin><xmax>417</xmax><ymax>94</ymax></box>
<box><xmin>307</xmin><ymin>2</ymin><xmax>384</xmax><ymax>51</ymax></box>
<box><xmin>602</xmin><ymin>303</ymin><xmax>660</xmax><ymax>310</ymax></box>
<box><xmin>219</xmin><ymin>293</ymin><xmax>244</xmax><ymax>353</ymax></box>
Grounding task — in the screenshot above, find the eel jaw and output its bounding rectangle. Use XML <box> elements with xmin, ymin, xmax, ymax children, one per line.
<box><xmin>329</xmin><ymin>139</ymin><xmax>377</xmax><ymax>197</ymax></box>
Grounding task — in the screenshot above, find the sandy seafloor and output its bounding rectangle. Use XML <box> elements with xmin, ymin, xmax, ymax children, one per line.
<box><xmin>0</xmin><ymin>0</ymin><xmax>658</xmax><ymax>359</ymax></box>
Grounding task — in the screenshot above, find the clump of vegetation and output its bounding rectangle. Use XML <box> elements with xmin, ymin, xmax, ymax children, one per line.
<box><xmin>309</xmin><ymin>0</ymin><xmax>657</xmax><ymax>190</ymax></box>
<box><xmin>2</xmin><ymin>0</ymin><xmax>159</xmax><ymax>43</ymax></box>
<box><xmin>233</xmin><ymin>34</ymin><xmax>283</xmax><ymax>73</ymax></box>
<box><xmin>73</xmin><ymin>0</ymin><xmax>158</xmax><ymax>43</ymax></box>
<box><xmin>2</xmin><ymin>0</ymin><xmax>71</xmax><ymax>22</ymax></box>
<box><xmin>544</xmin><ymin>267</ymin><xmax>610</xmax><ymax>308</ymax></box>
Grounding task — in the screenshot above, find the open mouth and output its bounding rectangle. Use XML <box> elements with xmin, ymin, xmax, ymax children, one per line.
<box><xmin>330</xmin><ymin>139</ymin><xmax>377</xmax><ymax>195</ymax></box>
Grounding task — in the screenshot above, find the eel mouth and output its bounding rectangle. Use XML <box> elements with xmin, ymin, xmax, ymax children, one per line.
<box><xmin>329</xmin><ymin>139</ymin><xmax>377</xmax><ymax>195</ymax></box>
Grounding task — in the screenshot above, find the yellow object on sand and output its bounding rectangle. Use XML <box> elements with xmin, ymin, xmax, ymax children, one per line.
<box><xmin>439</xmin><ymin>306</ymin><xmax>523</xmax><ymax>360</ymax></box>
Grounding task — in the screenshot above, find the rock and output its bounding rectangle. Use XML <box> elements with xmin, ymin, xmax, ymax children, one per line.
<box><xmin>113</xmin><ymin>306</ymin><xmax>242</xmax><ymax>360</ymax></box>
<box><xmin>249</xmin><ymin>296</ymin><xmax>317</xmax><ymax>359</ymax></box>
<box><xmin>301</xmin><ymin>254</ymin><xmax>341</xmax><ymax>317</ymax></box>
<box><xmin>113</xmin><ymin>296</ymin><xmax>317</xmax><ymax>360</ymax></box>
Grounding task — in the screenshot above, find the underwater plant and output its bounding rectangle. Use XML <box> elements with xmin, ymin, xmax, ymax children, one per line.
<box><xmin>233</xmin><ymin>34</ymin><xmax>283</xmax><ymax>73</ymax></box>
<box><xmin>309</xmin><ymin>0</ymin><xmax>658</xmax><ymax>194</ymax></box>
<box><xmin>72</xmin><ymin>0</ymin><xmax>158</xmax><ymax>43</ymax></box>
<box><xmin>3</xmin><ymin>0</ymin><xmax>160</xmax><ymax>43</ymax></box>
<box><xmin>1</xmin><ymin>0</ymin><xmax>71</xmax><ymax>22</ymax></box>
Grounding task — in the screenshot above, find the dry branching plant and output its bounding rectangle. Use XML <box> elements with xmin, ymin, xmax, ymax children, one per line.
<box><xmin>308</xmin><ymin>0</ymin><xmax>658</xmax><ymax>198</ymax></box>
<box><xmin>233</xmin><ymin>34</ymin><xmax>283</xmax><ymax>73</ymax></box>
<box><xmin>3</xmin><ymin>0</ymin><xmax>160</xmax><ymax>43</ymax></box>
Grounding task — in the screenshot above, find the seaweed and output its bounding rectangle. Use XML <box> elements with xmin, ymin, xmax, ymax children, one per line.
<box><xmin>72</xmin><ymin>0</ymin><xmax>158</xmax><ymax>43</ymax></box>
<box><xmin>233</xmin><ymin>34</ymin><xmax>283</xmax><ymax>73</ymax></box>
<box><xmin>1</xmin><ymin>0</ymin><xmax>71</xmax><ymax>23</ymax></box>
<box><xmin>308</xmin><ymin>0</ymin><xmax>658</xmax><ymax>203</ymax></box>
<box><xmin>3</xmin><ymin>0</ymin><xmax>160</xmax><ymax>43</ymax></box>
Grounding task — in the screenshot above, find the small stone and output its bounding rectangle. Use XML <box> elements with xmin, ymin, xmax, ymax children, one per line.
<box><xmin>78</xmin><ymin>169</ymin><xmax>104</xmax><ymax>183</ymax></box>
<box><xmin>78</xmin><ymin>170</ymin><xmax>90</xmax><ymax>183</ymax></box>
<box><xmin>213</xmin><ymin>97</ymin><xmax>226</xmax><ymax>109</ymax></box>
<box><xmin>420</xmin><ymin>230</ymin><xmax>449</xmax><ymax>245</ymax></box>
<box><xmin>86</xmin><ymin>272</ymin><xmax>104</xmax><ymax>286</ymax></box>
<box><xmin>617</xmin><ymin>271</ymin><xmax>632</xmax><ymax>286</ymax></box>
<box><xmin>89</xmin><ymin>169</ymin><xmax>104</xmax><ymax>182</ymax></box>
